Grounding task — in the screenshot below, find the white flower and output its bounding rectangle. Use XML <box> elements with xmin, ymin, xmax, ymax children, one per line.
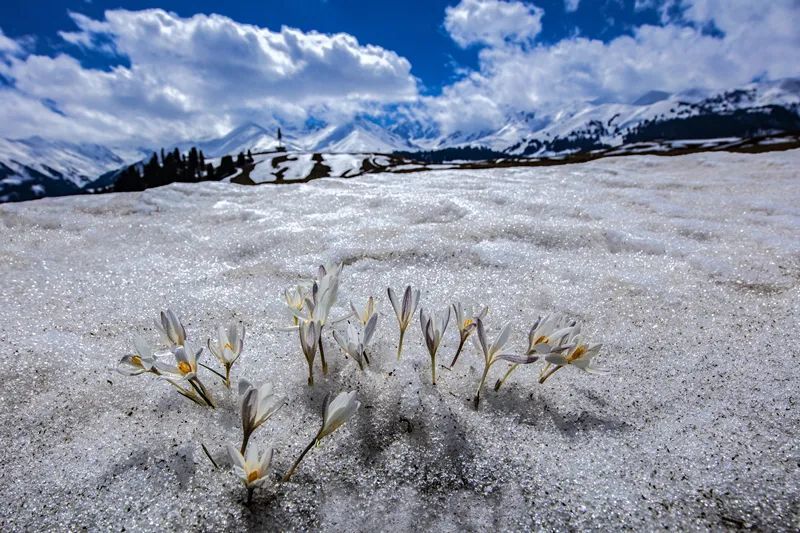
<box><xmin>156</xmin><ymin>343</ymin><xmax>202</xmax><ymax>381</ymax></box>
<box><xmin>290</xmin><ymin>263</ymin><xmax>344</xmax><ymax>376</ymax></box>
<box><xmin>472</xmin><ymin>319</ymin><xmax>539</xmax><ymax>408</ymax></box>
<box><xmin>154</xmin><ymin>309</ymin><xmax>186</xmax><ymax>347</ymax></box>
<box><xmin>284</xmin><ymin>286</ymin><xmax>307</xmax><ymax>325</ymax></box>
<box><xmin>155</xmin><ymin>343</ymin><xmax>215</xmax><ymax>407</ymax></box>
<box><xmin>227</xmin><ymin>443</ymin><xmax>274</xmax><ymax>501</ymax></box>
<box><xmin>207</xmin><ymin>322</ymin><xmax>245</xmax><ymax>387</ymax></box>
<box><xmin>449</xmin><ymin>303</ymin><xmax>488</xmax><ymax>367</ymax></box>
<box><xmin>541</xmin><ymin>335</ymin><xmax>607</xmax><ymax>383</ymax></box>
<box><xmin>298</xmin><ymin>319</ymin><xmax>320</xmax><ymax>385</ymax></box>
<box><xmin>282</xmin><ymin>390</ymin><xmax>360</xmax><ymax>482</ymax></box>
<box><xmin>239</xmin><ymin>380</ymin><xmax>283</xmax><ymax>453</ymax></box>
<box><xmin>528</xmin><ymin>314</ymin><xmax>577</xmax><ymax>354</ymax></box>
<box><xmin>350</xmin><ymin>296</ymin><xmax>377</xmax><ymax>326</ymax></box>
<box><xmin>333</xmin><ymin>321</ymin><xmax>372</xmax><ymax>370</ymax></box>
<box><xmin>420</xmin><ymin>306</ymin><xmax>451</xmax><ymax>384</ymax></box>
<box><xmin>495</xmin><ymin>314</ymin><xmax>578</xmax><ymax>391</ymax></box>
<box><xmin>117</xmin><ymin>337</ymin><xmax>159</xmax><ymax>376</ymax></box>
<box><xmin>318</xmin><ymin>390</ymin><xmax>361</xmax><ymax>441</ymax></box>
<box><xmin>388</xmin><ymin>285</ymin><xmax>420</xmax><ymax>360</ymax></box>
<box><xmin>302</xmin><ymin>262</ymin><xmax>343</xmax><ymax>326</ymax></box>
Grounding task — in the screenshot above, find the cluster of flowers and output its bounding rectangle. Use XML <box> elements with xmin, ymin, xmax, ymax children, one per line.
<box><xmin>117</xmin><ymin>309</ymin><xmax>360</xmax><ymax>503</ymax></box>
<box><xmin>117</xmin><ymin>262</ymin><xmax>607</xmax><ymax>502</ymax></box>
<box><xmin>285</xmin><ymin>263</ymin><xmax>608</xmax><ymax>409</ymax></box>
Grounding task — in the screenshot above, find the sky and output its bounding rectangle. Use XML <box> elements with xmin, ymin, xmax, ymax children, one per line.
<box><xmin>0</xmin><ymin>0</ymin><xmax>798</xmax><ymax>146</ymax></box>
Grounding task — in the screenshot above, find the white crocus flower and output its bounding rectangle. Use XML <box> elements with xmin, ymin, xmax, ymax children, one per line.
<box><xmin>282</xmin><ymin>391</ymin><xmax>360</xmax><ymax>482</ymax></box>
<box><xmin>298</xmin><ymin>319</ymin><xmax>320</xmax><ymax>385</ymax></box>
<box><xmin>117</xmin><ymin>337</ymin><xmax>160</xmax><ymax>376</ymax></box>
<box><xmin>294</xmin><ymin>263</ymin><xmax>344</xmax><ymax>375</ymax></box>
<box><xmin>472</xmin><ymin>319</ymin><xmax>540</xmax><ymax>409</ymax></box>
<box><xmin>540</xmin><ymin>335</ymin><xmax>607</xmax><ymax>383</ymax></box>
<box><xmin>227</xmin><ymin>443</ymin><xmax>274</xmax><ymax>503</ymax></box>
<box><xmin>284</xmin><ymin>286</ymin><xmax>307</xmax><ymax>326</ymax></box>
<box><xmin>494</xmin><ymin>314</ymin><xmax>577</xmax><ymax>391</ymax></box>
<box><xmin>154</xmin><ymin>309</ymin><xmax>187</xmax><ymax>347</ymax></box>
<box><xmin>155</xmin><ymin>343</ymin><xmax>215</xmax><ymax>407</ymax></box>
<box><xmin>207</xmin><ymin>323</ymin><xmax>245</xmax><ymax>388</ymax></box>
<box><xmin>420</xmin><ymin>307</ymin><xmax>451</xmax><ymax>384</ymax></box>
<box><xmin>239</xmin><ymin>380</ymin><xmax>283</xmax><ymax>454</ymax></box>
<box><xmin>449</xmin><ymin>303</ymin><xmax>488</xmax><ymax>367</ymax></box>
<box><xmin>350</xmin><ymin>296</ymin><xmax>377</xmax><ymax>326</ymax></box>
<box><xmin>333</xmin><ymin>318</ymin><xmax>376</xmax><ymax>370</ymax></box>
<box><xmin>388</xmin><ymin>285</ymin><xmax>420</xmax><ymax>360</ymax></box>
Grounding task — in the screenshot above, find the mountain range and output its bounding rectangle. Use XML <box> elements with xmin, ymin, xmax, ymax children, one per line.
<box><xmin>1</xmin><ymin>78</ymin><xmax>799</xmax><ymax>202</ymax></box>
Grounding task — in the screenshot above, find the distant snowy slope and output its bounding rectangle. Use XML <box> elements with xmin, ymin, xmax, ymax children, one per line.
<box><xmin>188</xmin><ymin>122</ymin><xmax>300</xmax><ymax>157</ymax></box>
<box><xmin>306</xmin><ymin>119</ymin><xmax>418</xmax><ymax>153</ymax></box>
<box><xmin>0</xmin><ymin>137</ymin><xmax>146</xmax><ymax>202</ymax></box>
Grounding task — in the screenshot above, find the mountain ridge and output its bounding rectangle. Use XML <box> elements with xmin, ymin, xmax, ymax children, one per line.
<box><xmin>2</xmin><ymin>77</ymin><xmax>799</xmax><ymax>202</ymax></box>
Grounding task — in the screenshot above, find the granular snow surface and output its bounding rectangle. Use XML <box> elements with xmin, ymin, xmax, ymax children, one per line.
<box><xmin>1</xmin><ymin>150</ymin><xmax>799</xmax><ymax>531</ymax></box>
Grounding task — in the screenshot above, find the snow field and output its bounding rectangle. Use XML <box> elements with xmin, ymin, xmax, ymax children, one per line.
<box><xmin>0</xmin><ymin>149</ymin><xmax>798</xmax><ymax>530</ymax></box>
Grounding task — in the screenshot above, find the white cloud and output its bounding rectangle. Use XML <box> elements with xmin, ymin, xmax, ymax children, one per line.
<box><xmin>432</xmin><ymin>0</ymin><xmax>800</xmax><ymax>134</ymax></box>
<box><xmin>564</xmin><ymin>0</ymin><xmax>580</xmax><ymax>13</ymax></box>
<box><xmin>0</xmin><ymin>29</ymin><xmax>25</xmax><ymax>57</ymax></box>
<box><xmin>0</xmin><ymin>9</ymin><xmax>418</xmax><ymax>145</ymax></box>
<box><xmin>1</xmin><ymin>1</ymin><xmax>799</xmax><ymax>146</ymax></box>
<box><xmin>444</xmin><ymin>0</ymin><xmax>544</xmax><ymax>47</ymax></box>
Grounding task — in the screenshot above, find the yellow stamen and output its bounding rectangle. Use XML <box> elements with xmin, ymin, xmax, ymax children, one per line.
<box><xmin>568</xmin><ymin>345</ymin><xmax>587</xmax><ymax>362</ymax></box>
<box><xmin>131</xmin><ymin>355</ymin><xmax>142</xmax><ymax>366</ymax></box>
<box><xmin>463</xmin><ymin>318</ymin><xmax>472</xmax><ymax>329</ymax></box>
<box><xmin>177</xmin><ymin>361</ymin><xmax>192</xmax><ymax>374</ymax></box>
<box><xmin>224</xmin><ymin>342</ymin><xmax>234</xmax><ymax>351</ymax></box>
<box><xmin>533</xmin><ymin>335</ymin><xmax>550</xmax><ymax>345</ymax></box>
<box><xmin>247</xmin><ymin>470</ymin><xmax>259</xmax><ymax>483</ymax></box>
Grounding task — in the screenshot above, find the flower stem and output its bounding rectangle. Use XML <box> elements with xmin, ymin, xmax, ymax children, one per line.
<box><xmin>246</xmin><ymin>487</ymin><xmax>254</xmax><ymax>504</ymax></box>
<box><xmin>282</xmin><ymin>437</ymin><xmax>317</xmax><ymax>482</ymax></box>
<box><xmin>363</xmin><ymin>350</ymin><xmax>370</xmax><ymax>366</ymax></box>
<box><xmin>189</xmin><ymin>378</ymin><xmax>215</xmax><ymax>408</ymax></box>
<box><xmin>307</xmin><ymin>362</ymin><xmax>314</xmax><ymax>386</ymax></box>
<box><xmin>201</xmin><ymin>442</ymin><xmax>219</xmax><ymax>469</ymax></box>
<box><xmin>431</xmin><ymin>353</ymin><xmax>437</xmax><ymax>385</ymax></box>
<box><xmin>494</xmin><ymin>363</ymin><xmax>519</xmax><ymax>391</ymax></box>
<box><xmin>449</xmin><ymin>337</ymin><xmax>467</xmax><ymax>368</ymax></box>
<box><xmin>318</xmin><ymin>335</ymin><xmax>328</xmax><ymax>375</ymax></box>
<box><xmin>199</xmin><ymin>362</ymin><xmax>228</xmax><ymax>385</ymax></box>
<box><xmin>539</xmin><ymin>365</ymin><xmax>563</xmax><ymax>384</ymax></box>
<box><xmin>473</xmin><ymin>363</ymin><xmax>490</xmax><ymax>409</ymax></box>
<box><xmin>240</xmin><ymin>430</ymin><xmax>252</xmax><ymax>455</ymax></box>
<box><xmin>396</xmin><ymin>329</ymin><xmax>405</xmax><ymax>360</ymax></box>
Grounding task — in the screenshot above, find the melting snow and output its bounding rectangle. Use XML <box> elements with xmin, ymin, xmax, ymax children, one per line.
<box><xmin>0</xmin><ymin>150</ymin><xmax>798</xmax><ymax>530</ymax></box>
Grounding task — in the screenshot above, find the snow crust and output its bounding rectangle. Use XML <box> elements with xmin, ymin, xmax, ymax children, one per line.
<box><xmin>0</xmin><ymin>150</ymin><xmax>798</xmax><ymax>530</ymax></box>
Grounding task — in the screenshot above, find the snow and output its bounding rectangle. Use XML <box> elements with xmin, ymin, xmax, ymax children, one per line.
<box><xmin>0</xmin><ymin>149</ymin><xmax>798</xmax><ymax>530</ymax></box>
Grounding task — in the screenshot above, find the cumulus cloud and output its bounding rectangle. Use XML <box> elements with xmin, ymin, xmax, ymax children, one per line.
<box><xmin>444</xmin><ymin>0</ymin><xmax>544</xmax><ymax>47</ymax></box>
<box><xmin>0</xmin><ymin>9</ymin><xmax>418</xmax><ymax>145</ymax></box>
<box><xmin>1</xmin><ymin>1</ymin><xmax>799</xmax><ymax>145</ymax></box>
<box><xmin>431</xmin><ymin>0</ymin><xmax>800</xmax><ymax>134</ymax></box>
<box><xmin>564</xmin><ymin>0</ymin><xmax>580</xmax><ymax>13</ymax></box>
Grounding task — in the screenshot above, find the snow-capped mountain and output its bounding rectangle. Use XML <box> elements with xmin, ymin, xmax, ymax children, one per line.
<box><xmin>2</xmin><ymin>78</ymin><xmax>799</xmax><ymax>202</ymax></box>
<box><xmin>186</xmin><ymin>122</ymin><xmax>302</xmax><ymax>156</ymax></box>
<box><xmin>500</xmin><ymin>78</ymin><xmax>800</xmax><ymax>155</ymax></box>
<box><xmin>305</xmin><ymin>118</ymin><xmax>417</xmax><ymax>153</ymax></box>
<box><xmin>0</xmin><ymin>137</ymin><xmax>148</xmax><ymax>202</ymax></box>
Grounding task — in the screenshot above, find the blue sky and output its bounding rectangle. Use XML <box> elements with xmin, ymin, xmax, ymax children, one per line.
<box><xmin>2</xmin><ymin>0</ymin><xmax>667</xmax><ymax>95</ymax></box>
<box><xmin>0</xmin><ymin>0</ymin><xmax>797</xmax><ymax>145</ymax></box>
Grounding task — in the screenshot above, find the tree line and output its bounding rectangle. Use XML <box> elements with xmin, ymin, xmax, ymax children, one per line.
<box><xmin>114</xmin><ymin>147</ymin><xmax>255</xmax><ymax>192</ymax></box>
